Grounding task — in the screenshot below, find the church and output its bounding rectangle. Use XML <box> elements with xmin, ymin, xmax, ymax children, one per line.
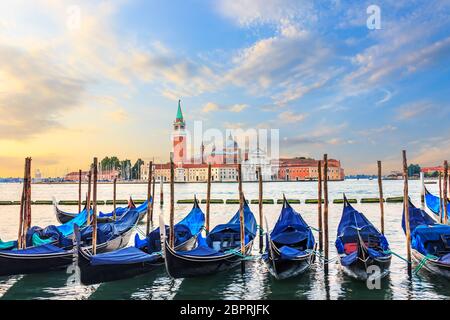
<box><xmin>140</xmin><ymin>100</ymin><xmax>344</xmax><ymax>182</ymax></box>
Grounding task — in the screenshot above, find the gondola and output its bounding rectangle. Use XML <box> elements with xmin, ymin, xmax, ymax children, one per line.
<box><xmin>335</xmin><ymin>196</ymin><xmax>391</xmax><ymax>281</ymax></box>
<box><xmin>0</xmin><ymin>207</ymin><xmax>140</xmax><ymax>276</ymax></box>
<box><xmin>75</xmin><ymin>199</ymin><xmax>205</xmax><ymax>285</ymax></box>
<box><xmin>0</xmin><ymin>203</ymin><xmax>92</xmax><ymax>251</ymax></box>
<box><xmin>262</xmin><ymin>196</ymin><xmax>315</xmax><ymax>279</ymax></box>
<box><xmin>424</xmin><ymin>187</ymin><xmax>449</xmax><ymax>221</ymax></box>
<box><xmin>402</xmin><ymin>200</ymin><xmax>450</xmax><ymax>278</ymax></box>
<box><xmin>164</xmin><ymin>198</ymin><xmax>257</xmax><ymax>278</ymax></box>
<box><xmin>54</xmin><ymin>197</ymin><xmax>147</xmax><ymax>224</ymax></box>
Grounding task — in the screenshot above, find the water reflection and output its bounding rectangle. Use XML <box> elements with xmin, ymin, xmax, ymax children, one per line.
<box><xmin>1</xmin><ymin>270</ymin><xmax>96</xmax><ymax>300</ymax></box>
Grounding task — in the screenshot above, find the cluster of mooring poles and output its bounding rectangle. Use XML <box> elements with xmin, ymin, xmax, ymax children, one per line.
<box><xmin>15</xmin><ymin>148</ymin><xmax>439</xmax><ymax>278</ymax></box>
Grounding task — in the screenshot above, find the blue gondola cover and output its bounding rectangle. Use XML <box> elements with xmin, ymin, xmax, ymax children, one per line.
<box><xmin>90</xmin><ymin>247</ymin><xmax>160</xmax><ymax>266</ymax></box>
<box><xmin>2</xmin><ymin>243</ymin><xmax>65</xmax><ymax>255</ymax></box>
<box><xmin>402</xmin><ymin>201</ymin><xmax>450</xmax><ymax>261</ymax></box>
<box><xmin>135</xmin><ymin>201</ymin><xmax>205</xmax><ymax>253</ymax></box>
<box><xmin>424</xmin><ymin>187</ymin><xmax>450</xmax><ymax>219</ymax></box>
<box><xmin>270</xmin><ymin>202</ymin><xmax>314</xmax><ymax>249</ymax></box>
<box><xmin>179</xmin><ymin>202</ymin><xmax>257</xmax><ymax>257</ymax></box>
<box><xmin>336</xmin><ymin>200</ymin><xmax>390</xmax><ymax>266</ymax></box>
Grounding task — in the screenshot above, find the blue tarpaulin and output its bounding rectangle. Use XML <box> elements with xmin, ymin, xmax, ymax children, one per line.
<box><xmin>98</xmin><ymin>200</ymin><xmax>148</xmax><ymax>218</ymax></box>
<box><xmin>336</xmin><ymin>199</ymin><xmax>390</xmax><ymax>260</ymax></box>
<box><xmin>2</xmin><ymin>243</ymin><xmax>65</xmax><ymax>255</ymax></box>
<box><xmin>135</xmin><ymin>201</ymin><xmax>205</xmax><ymax>253</ymax></box>
<box><xmin>402</xmin><ymin>202</ymin><xmax>450</xmax><ymax>264</ymax></box>
<box><xmin>177</xmin><ymin>201</ymin><xmax>256</xmax><ymax>257</ymax></box>
<box><xmin>424</xmin><ymin>187</ymin><xmax>450</xmax><ymax>219</ymax></box>
<box><xmin>269</xmin><ymin>201</ymin><xmax>314</xmax><ymax>249</ymax></box>
<box><xmin>57</xmin><ymin>208</ymin><xmax>90</xmax><ymax>237</ymax></box>
<box><xmin>279</xmin><ymin>246</ymin><xmax>306</xmax><ymax>260</ymax></box>
<box><xmin>402</xmin><ymin>201</ymin><xmax>437</xmax><ymax>234</ymax></box>
<box><xmin>90</xmin><ymin>247</ymin><xmax>160</xmax><ymax>266</ymax></box>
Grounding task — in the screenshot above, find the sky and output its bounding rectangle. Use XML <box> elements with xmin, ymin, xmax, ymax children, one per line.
<box><xmin>0</xmin><ymin>0</ymin><xmax>449</xmax><ymax>177</ymax></box>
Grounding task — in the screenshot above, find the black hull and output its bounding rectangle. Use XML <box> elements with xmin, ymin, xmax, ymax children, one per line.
<box><xmin>0</xmin><ymin>226</ymin><xmax>134</xmax><ymax>277</ymax></box>
<box><xmin>412</xmin><ymin>250</ymin><xmax>450</xmax><ymax>279</ymax></box>
<box><xmin>264</xmin><ymin>242</ymin><xmax>313</xmax><ymax>280</ymax></box>
<box><xmin>164</xmin><ymin>241</ymin><xmax>254</xmax><ymax>278</ymax></box>
<box><xmin>340</xmin><ymin>253</ymin><xmax>391</xmax><ymax>281</ymax></box>
<box><xmin>77</xmin><ymin>236</ymin><xmax>198</xmax><ymax>285</ymax></box>
<box><xmin>54</xmin><ymin>202</ymin><xmax>146</xmax><ymax>224</ymax></box>
<box><xmin>55</xmin><ymin>206</ymin><xmax>114</xmax><ymax>224</ymax></box>
<box><xmin>77</xmin><ymin>248</ymin><xmax>162</xmax><ymax>285</ymax></box>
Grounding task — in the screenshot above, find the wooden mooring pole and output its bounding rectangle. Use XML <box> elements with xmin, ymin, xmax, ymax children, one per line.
<box><xmin>160</xmin><ymin>176</ymin><xmax>164</xmax><ymax>206</ymax></box>
<box><xmin>146</xmin><ymin>161</ymin><xmax>153</xmax><ymax>234</ymax></box>
<box><xmin>444</xmin><ymin>161</ymin><xmax>448</xmax><ymax>225</ymax></box>
<box><xmin>317</xmin><ymin>160</ymin><xmax>323</xmax><ymax>252</ymax></box>
<box><xmin>18</xmin><ymin>158</ymin><xmax>31</xmax><ymax>249</ymax></box>
<box><xmin>439</xmin><ymin>173</ymin><xmax>443</xmax><ymax>223</ymax></box>
<box><xmin>420</xmin><ymin>171</ymin><xmax>425</xmax><ymax>203</ymax></box>
<box><xmin>206</xmin><ymin>163</ymin><xmax>212</xmax><ymax>233</ymax></box>
<box><xmin>92</xmin><ymin>157</ymin><xmax>98</xmax><ymax>255</ymax></box>
<box><xmin>323</xmin><ymin>154</ymin><xmax>329</xmax><ymax>268</ymax></box>
<box><xmin>150</xmin><ymin>176</ymin><xmax>155</xmax><ymax>222</ymax></box>
<box><xmin>377</xmin><ymin>161</ymin><xmax>385</xmax><ymax>234</ymax></box>
<box><xmin>113</xmin><ymin>177</ymin><xmax>117</xmax><ymax>220</ymax></box>
<box><xmin>86</xmin><ymin>171</ymin><xmax>92</xmax><ymax>225</ymax></box>
<box><xmin>169</xmin><ymin>159</ymin><xmax>175</xmax><ymax>248</ymax></box>
<box><xmin>402</xmin><ymin>150</ymin><xmax>412</xmax><ymax>275</ymax></box>
<box><xmin>237</xmin><ymin>163</ymin><xmax>246</xmax><ymax>274</ymax></box>
<box><xmin>78</xmin><ymin>169</ymin><xmax>82</xmax><ymax>213</ymax></box>
<box><xmin>258</xmin><ymin>166</ymin><xmax>264</xmax><ymax>254</ymax></box>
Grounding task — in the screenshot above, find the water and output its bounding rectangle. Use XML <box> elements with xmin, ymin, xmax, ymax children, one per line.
<box><xmin>0</xmin><ymin>180</ymin><xmax>449</xmax><ymax>300</ymax></box>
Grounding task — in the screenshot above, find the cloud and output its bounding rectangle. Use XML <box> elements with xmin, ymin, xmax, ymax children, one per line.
<box><xmin>396</xmin><ymin>101</ymin><xmax>435</xmax><ymax>120</ymax></box>
<box><xmin>278</xmin><ymin>111</ymin><xmax>307</xmax><ymax>123</ymax></box>
<box><xmin>202</xmin><ymin>102</ymin><xmax>219</xmax><ymax>113</ymax></box>
<box><xmin>226</xmin><ymin>26</ymin><xmax>334</xmax><ymax>105</ymax></box>
<box><xmin>283</xmin><ymin>122</ymin><xmax>348</xmax><ymax>146</ymax></box>
<box><xmin>376</xmin><ymin>89</ymin><xmax>393</xmax><ymax>105</ymax></box>
<box><xmin>217</xmin><ymin>0</ymin><xmax>316</xmax><ymax>29</ymax></box>
<box><xmin>229</xmin><ymin>104</ymin><xmax>248</xmax><ymax>112</ymax></box>
<box><xmin>107</xmin><ymin>108</ymin><xmax>129</xmax><ymax>123</ymax></box>
<box><xmin>358</xmin><ymin>125</ymin><xmax>397</xmax><ymax>136</ymax></box>
<box><xmin>0</xmin><ymin>44</ymin><xmax>86</xmax><ymax>140</ymax></box>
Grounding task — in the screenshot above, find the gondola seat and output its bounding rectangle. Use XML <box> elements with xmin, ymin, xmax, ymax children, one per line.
<box><xmin>135</xmin><ymin>224</ymin><xmax>193</xmax><ymax>253</ymax></box>
<box><xmin>208</xmin><ymin>231</ymin><xmax>241</xmax><ymax>251</ymax></box>
<box><xmin>278</xmin><ymin>246</ymin><xmax>306</xmax><ymax>259</ymax></box>
<box><xmin>344</xmin><ymin>243</ymin><xmax>359</xmax><ymax>254</ymax></box>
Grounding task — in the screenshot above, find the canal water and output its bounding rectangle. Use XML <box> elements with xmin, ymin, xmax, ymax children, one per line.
<box><xmin>0</xmin><ymin>180</ymin><xmax>448</xmax><ymax>300</ymax></box>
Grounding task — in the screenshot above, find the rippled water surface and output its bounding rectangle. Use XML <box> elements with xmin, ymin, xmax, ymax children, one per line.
<box><xmin>0</xmin><ymin>180</ymin><xmax>449</xmax><ymax>300</ymax></box>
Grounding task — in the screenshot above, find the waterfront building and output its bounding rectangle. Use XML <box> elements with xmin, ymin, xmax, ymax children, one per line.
<box><xmin>64</xmin><ymin>169</ymin><xmax>119</xmax><ymax>182</ymax></box>
<box><xmin>278</xmin><ymin>158</ymin><xmax>345</xmax><ymax>181</ymax></box>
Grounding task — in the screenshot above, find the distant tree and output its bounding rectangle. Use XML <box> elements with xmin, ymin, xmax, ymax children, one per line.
<box><xmin>100</xmin><ymin>156</ymin><xmax>121</xmax><ymax>171</ymax></box>
<box><xmin>408</xmin><ymin>164</ymin><xmax>421</xmax><ymax>177</ymax></box>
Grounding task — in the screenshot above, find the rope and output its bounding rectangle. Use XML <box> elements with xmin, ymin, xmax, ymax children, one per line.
<box><xmin>135</xmin><ymin>226</ymin><xmax>147</xmax><ymax>237</ymax></box>
<box><xmin>384</xmin><ymin>250</ymin><xmax>411</xmax><ymax>264</ymax></box>
<box><xmin>306</xmin><ymin>249</ymin><xmax>338</xmax><ymax>264</ymax></box>
<box><xmin>309</xmin><ymin>226</ymin><xmax>321</xmax><ymax>233</ymax></box>
<box><xmin>413</xmin><ymin>254</ymin><xmax>438</xmax><ymax>275</ymax></box>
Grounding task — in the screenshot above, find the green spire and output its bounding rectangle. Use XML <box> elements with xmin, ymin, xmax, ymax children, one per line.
<box><xmin>176</xmin><ymin>99</ymin><xmax>183</xmax><ymax>121</ymax></box>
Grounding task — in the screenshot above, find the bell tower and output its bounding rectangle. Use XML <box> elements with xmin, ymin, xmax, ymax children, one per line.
<box><xmin>172</xmin><ymin>99</ymin><xmax>186</xmax><ymax>165</ymax></box>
